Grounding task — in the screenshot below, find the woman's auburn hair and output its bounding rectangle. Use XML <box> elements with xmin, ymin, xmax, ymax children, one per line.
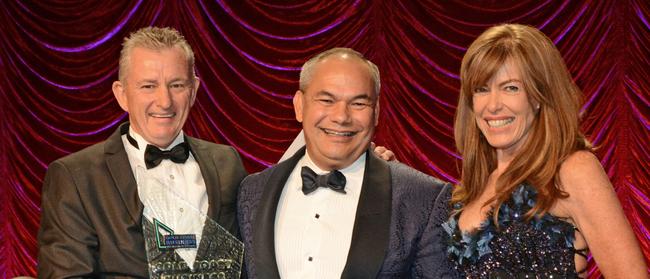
<box><xmin>452</xmin><ymin>24</ymin><xmax>591</xmax><ymax>222</ymax></box>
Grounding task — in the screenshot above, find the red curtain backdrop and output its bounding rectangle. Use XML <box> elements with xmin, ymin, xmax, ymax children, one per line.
<box><xmin>0</xmin><ymin>1</ymin><xmax>648</xmax><ymax>277</ymax></box>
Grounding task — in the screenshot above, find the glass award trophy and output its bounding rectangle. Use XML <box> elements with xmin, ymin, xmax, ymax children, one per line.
<box><xmin>137</xmin><ymin>168</ymin><xmax>243</xmax><ymax>278</ymax></box>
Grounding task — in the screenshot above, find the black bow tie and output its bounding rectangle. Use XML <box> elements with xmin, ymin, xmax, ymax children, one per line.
<box><xmin>301</xmin><ymin>166</ymin><xmax>347</xmax><ymax>195</ymax></box>
<box><xmin>144</xmin><ymin>142</ymin><xmax>190</xmax><ymax>169</ymax></box>
<box><xmin>125</xmin><ymin>132</ymin><xmax>191</xmax><ymax>169</ymax></box>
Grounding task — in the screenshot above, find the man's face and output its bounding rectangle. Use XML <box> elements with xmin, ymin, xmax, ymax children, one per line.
<box><xmin>293</xmin><ymin>57</ymin><xmax>379</xmax><ymax>171</ymax></box>
<box><xmin>112</xmin><ymin>46</ymin><xmax>198</xmax><ymax>148</ymax></box>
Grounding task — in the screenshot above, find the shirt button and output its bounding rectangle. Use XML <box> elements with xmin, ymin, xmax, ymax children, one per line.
<box><xmin>314</xmin><ymin>213</ymin><xmax>320</xmax><ymax>219</ymax></box>
<box><xmin>308</xmin><ymin>256</ymin><xmax>313</xmax><ymax>261</ymax></box>
<box><xmin>170</xmin><ymin>174</ymin><xmax>175</xmax><ymax>180</ymax></box>
<box><xmin>179</xmin><ymin>208</ymin><xmax>184</xmax><ymax>213</ymax></box>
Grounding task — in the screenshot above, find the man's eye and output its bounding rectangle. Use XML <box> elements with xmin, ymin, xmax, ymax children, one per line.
<box><xmin>318</xmin><ymin>99</ymin><xmax>334</xmax><ymax>104</ymax></box>
<box><xmin>170</xmin><ymin>83</ymin><xmax>186</xmax><ymax>89</ymax></box>
<box><xmin>141</xmin><ymin>84</ymin><xmax>155</xmax><ymax>89</ymax></box>
<box><xmin>351</xmin><ymin>102</ymin><xmax>370</xmax><ymax>108</ymax></box>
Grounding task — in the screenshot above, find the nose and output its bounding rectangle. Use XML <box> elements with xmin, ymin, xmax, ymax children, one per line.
<box><xmin>486</xmin><ymin>90</ymin><xmax>502</xmax><ymax>113</ymax></box>
<box><xmin>155</xmin><ymin>86</ymin><xmax>173</xmax><ymax>110</ymax></box>
<box><xmin>330</xmin><ymin>102</ymin><xmax>352</xmax><ymax>124</ymax></box>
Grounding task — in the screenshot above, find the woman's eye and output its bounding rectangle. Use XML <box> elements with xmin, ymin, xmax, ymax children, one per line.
<box><xmin>504</xmin><ymin>85</ymin><xmax>519</xmax><ymax>92</ymax></box>
<box><xmin>473</xmin><ymin>87</ymin><xmax>489</xmax><ymax>94</ymax></box>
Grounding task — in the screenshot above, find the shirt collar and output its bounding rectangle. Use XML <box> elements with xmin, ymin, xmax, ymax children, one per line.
<box><xmin>301</xmin><ymin>151</ymin><xmax>367</xmax><ymax>195</ymax></box>
<box><xmin>302</xmin><ymin>151</ymin><xmax>366</xmax><ymax>175</ymax></box>
<box><xmin>126</xmin><ymin>127</ymin><xmax>186</xmax><ymax>166</ymax></box>
<box><xmin>128</xmin><ymin>127</ymin><xmax>185</xmax><ymax>151</ymax></box>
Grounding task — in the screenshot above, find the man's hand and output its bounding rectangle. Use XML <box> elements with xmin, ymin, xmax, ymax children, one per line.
<box><xmin>371</xmin><ymin>142</ymin><xmax>396</xmax><ymax>161</ymax></box>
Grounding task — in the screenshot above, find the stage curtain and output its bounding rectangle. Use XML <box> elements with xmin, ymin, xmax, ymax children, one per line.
<box><xmin>0</xmin><ymin>1</ymin><xmax>647</xmax><ymax>277</ymax></box>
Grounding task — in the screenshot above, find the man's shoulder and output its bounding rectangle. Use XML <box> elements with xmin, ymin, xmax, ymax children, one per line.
<box><xmin>236</xmin><ymin>161</ymin><xmax>283</xmax><ymax>216</ymax></box>
<box><xmin>386</xmin><ymin>161</ymin><xmax>455</xmax><ymax>226</ymax></box>
<box><xmin>186</xmin><ymin>136</ymin><xmax>239</xmax><ymax>157</ymax></box>
<box><xmin>53</xmin><ymin>140</ymin><xmax>110</xmax><ymax>169</ymax></box>
<box><xmin>187</xmin><ymin>136</ymin><xmax>232</xmax><ymax>150</ymax></box>
<box><xmin>240</xmin><ymin>162</ymin><xmax>279</xmax><ymax>187</ymax></box>
<box><xmin>238</xmin><ymin>158</ymin><xmax>297</xmax><ymax>201</ymax></box>
<box><xmin>387</xmin><ymin>161</ymin><xmax>448</xmax><ymax>190</ymax></box>
<box><xmin>42</xmin><ymin>140</ymin><xmax>115</xmax><ymax>188</ymax></box>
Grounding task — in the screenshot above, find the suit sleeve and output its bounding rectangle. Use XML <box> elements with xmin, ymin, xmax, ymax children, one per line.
<box><xmin>38</xmin><ymin>160</ymin><xmax>98</xmax><ymax>278</ymax></box>
<box><xmin>217</xmin><ymin>145</ymin><xmax>248</xmax><ymax>238</ymax></box>
<box><xmin>411</xmin><ymin>183</ymin><xmax>459</xmax><ymax>278</ymax></box>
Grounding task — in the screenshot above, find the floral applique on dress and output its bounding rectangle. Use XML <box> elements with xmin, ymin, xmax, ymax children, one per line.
<box><xmin>442</xmin><ymin>184</ymin><xmax>583</xmax><ymax>278</ymax></box>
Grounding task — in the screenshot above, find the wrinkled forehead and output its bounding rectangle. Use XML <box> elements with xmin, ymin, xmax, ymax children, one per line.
<box><xmin>131</xmin><ymin>46</ymin><xmax>192</xmax><ymax>71</ymax></box>
<box><xmin>313</xmin><ymin>57</ymin><xmax>376</xmax><ymax>91</ymax></box>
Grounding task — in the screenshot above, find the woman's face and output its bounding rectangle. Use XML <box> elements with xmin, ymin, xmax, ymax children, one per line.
<box><xmin>472</xmin><ymin>60</ymin><xmax>538</xmax><ymax>157</ymax></box>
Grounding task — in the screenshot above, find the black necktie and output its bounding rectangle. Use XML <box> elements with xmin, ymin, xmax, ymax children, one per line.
<box><xmin>301</xmin><ymin>166</ymin><xmax>347</xmax><ymax>195</ymax></box>
<box><xmin>144</xmin><ymin>142</ymin><xmax>190</xmax><ymax>169</ymax></box>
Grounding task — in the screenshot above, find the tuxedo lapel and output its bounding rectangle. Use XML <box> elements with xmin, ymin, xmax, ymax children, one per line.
<box><xmin>188</xmin><ymin>138</ymin><xmax>228</xmax><ymax>260</ymax></box>
<box><xmin>104</xmin><ymin>124</ymin><xmax>221</xmax><ymax>225</ymax></box>
<box><xmin>187</xmin><ymin>137</ymin><xmax>222</xmax><ymax>220</ymax></box>
<box><xmin>105</xmin><ymin>123</ymin><xmax>143</xmax><ymax>225</ymax></box>
<box><xmin>252</xmin><ymin>147</ymin><xmax>306</xmax><ymax>279</ymax></box>
<box><xmin>341</xmin><ymin>150</ymin><xmax>392</xmax><ymax>279</ymax></box>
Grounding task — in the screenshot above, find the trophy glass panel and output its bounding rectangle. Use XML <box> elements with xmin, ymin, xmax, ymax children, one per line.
<box><xmin>137</xmin><ymin>167</ymin><xmax>243</xmax><ymax>278</ymax></box>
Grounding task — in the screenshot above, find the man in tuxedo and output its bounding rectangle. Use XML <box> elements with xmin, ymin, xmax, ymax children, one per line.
<box><xmin>237</xmin><ymin>48</ymin><xmax>456</xmax><ymax>278</ymax></box>
<box><xmin>38</xmin><ymin>27</ymin><xmax>246</xmax><ymax>277</ymax></box>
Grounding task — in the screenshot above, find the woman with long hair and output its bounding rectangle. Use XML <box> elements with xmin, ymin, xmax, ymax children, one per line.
<box><xmin>443</xmin><ymin>24</ymin><xmax>647</xmax><ymax>278</ymax></box>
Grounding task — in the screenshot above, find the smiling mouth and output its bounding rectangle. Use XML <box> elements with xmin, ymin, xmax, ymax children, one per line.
<box><xmin>487</xmin><ymin>118</ymin><xmax>514</xmax><ymax>127</ymax></box>
<box><xmin>149</xmin><ymin>112</ymin><xmax>176</xmax><ymax>118</ymax></box>
<box><xmin>321</xmin><ymin>128</ymin><xmax>357</xmax><ymax>137</ymax></box>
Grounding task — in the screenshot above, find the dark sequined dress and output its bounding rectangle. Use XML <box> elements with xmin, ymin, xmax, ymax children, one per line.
<box><xmin>442</xmin><ymin>184</ymin><xmax>587</xmax><ymax>278</ymax></box>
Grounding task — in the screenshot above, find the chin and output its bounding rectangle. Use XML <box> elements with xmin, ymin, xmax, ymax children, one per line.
<box><xmin>150</xmin><ymin>133</ymin><xmax>178</xmax><ymax>144</ymax></box>
<box><xmin>487</xmin><ymin>142</ymin><xmax>509</xmax><ymax>149</ymax></box>
<box><xmin>322</xmin><ymin>153</ymin><xmax>349</xmax><ymax>163</ymax></box>
<box><xmin>331</xmin><ymin>149</ymin><xmax>364</xmax><ymax>161</ymax></box>
<box><xmin>489</xmin><ymin>140</ymin><xmax>524</xmax><ymax>152</ymax></box>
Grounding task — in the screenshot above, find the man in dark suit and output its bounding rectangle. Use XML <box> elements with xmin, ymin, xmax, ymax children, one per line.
<box><xmin>38</xmin><ymin>27</ymin><xmax>247</xmax><ymax>277</ymax></box>
<box><xmin>237</xmin><ymin>48</ymin><xmax>456</xmax><ymax>278</ymax></box>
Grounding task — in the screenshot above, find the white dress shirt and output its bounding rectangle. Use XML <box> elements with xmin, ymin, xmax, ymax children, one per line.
<box><xmin>122</xmin><ymin>127</ymin><xmax>208</xmax><ymax>269</ymax></box>
<box><xmin>274</xmin><ymin>151</ymin><xmax>366</xmax><ymax>279</ymax></box>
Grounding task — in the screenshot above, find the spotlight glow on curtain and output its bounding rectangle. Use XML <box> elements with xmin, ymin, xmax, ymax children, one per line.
<box><xmin>0</xmin><ymin>1</ymin><xmax>648</xmax><ymax>277</ymax></box>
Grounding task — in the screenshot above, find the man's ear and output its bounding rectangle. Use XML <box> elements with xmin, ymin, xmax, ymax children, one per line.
<box><xmin>112</xmin><ymin>81</ymin><xmax>128</xmax><ymax>112</ymax></box>
<box><xmin>293</xmin><ymin>90</ymin><xmax>304</xmax><ymax>123</ymax></box>
<box><xmin>190</xmin><ymin>77</ymin><xmax>200</xmax><ymax>107</ymax></box>
<box><xmin>374</xmin><ymin>102</ymin><xmax>380</xmax><ymax>126</ymax></box>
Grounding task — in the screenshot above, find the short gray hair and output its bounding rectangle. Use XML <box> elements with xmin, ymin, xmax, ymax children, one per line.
<box><xmin>118</xmin><ymin>26</ymin><xmax>195</xmax><ymax>83</ymax></box>
<box><xmin>299</xmin><ymin>47</ymin><xmax>381</xmax><ymax>95</ymax></box>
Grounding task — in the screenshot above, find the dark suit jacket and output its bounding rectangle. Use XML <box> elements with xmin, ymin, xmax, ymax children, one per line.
<box><xmin>38</xmin><ymin>123</ymin><xmax>247</xmax><ymax>278</ymax></box>
<box><xmin>237</xmin><ymin>147</ymin><xmax>457</xmax><ymax>278</ymax></box>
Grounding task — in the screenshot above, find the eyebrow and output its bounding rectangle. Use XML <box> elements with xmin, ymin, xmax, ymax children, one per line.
<box><xmin>136</xmin><ymin>79</ymin><xmax>159</xmax><ymax>85</ymax></box>
<box><xmin>136</xmin><ymin>78</ymin><xmax>188</xmax><ymax>85</ymax></box>
<box><xmin>497</xmin><ymin>79</ymin><xmax>523</xmax><ymax>87</ymax></box>
<box><xmin>168</xmin><ymin>78</ymin><xmax>188</xmax><ymax>84</ymax></box>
